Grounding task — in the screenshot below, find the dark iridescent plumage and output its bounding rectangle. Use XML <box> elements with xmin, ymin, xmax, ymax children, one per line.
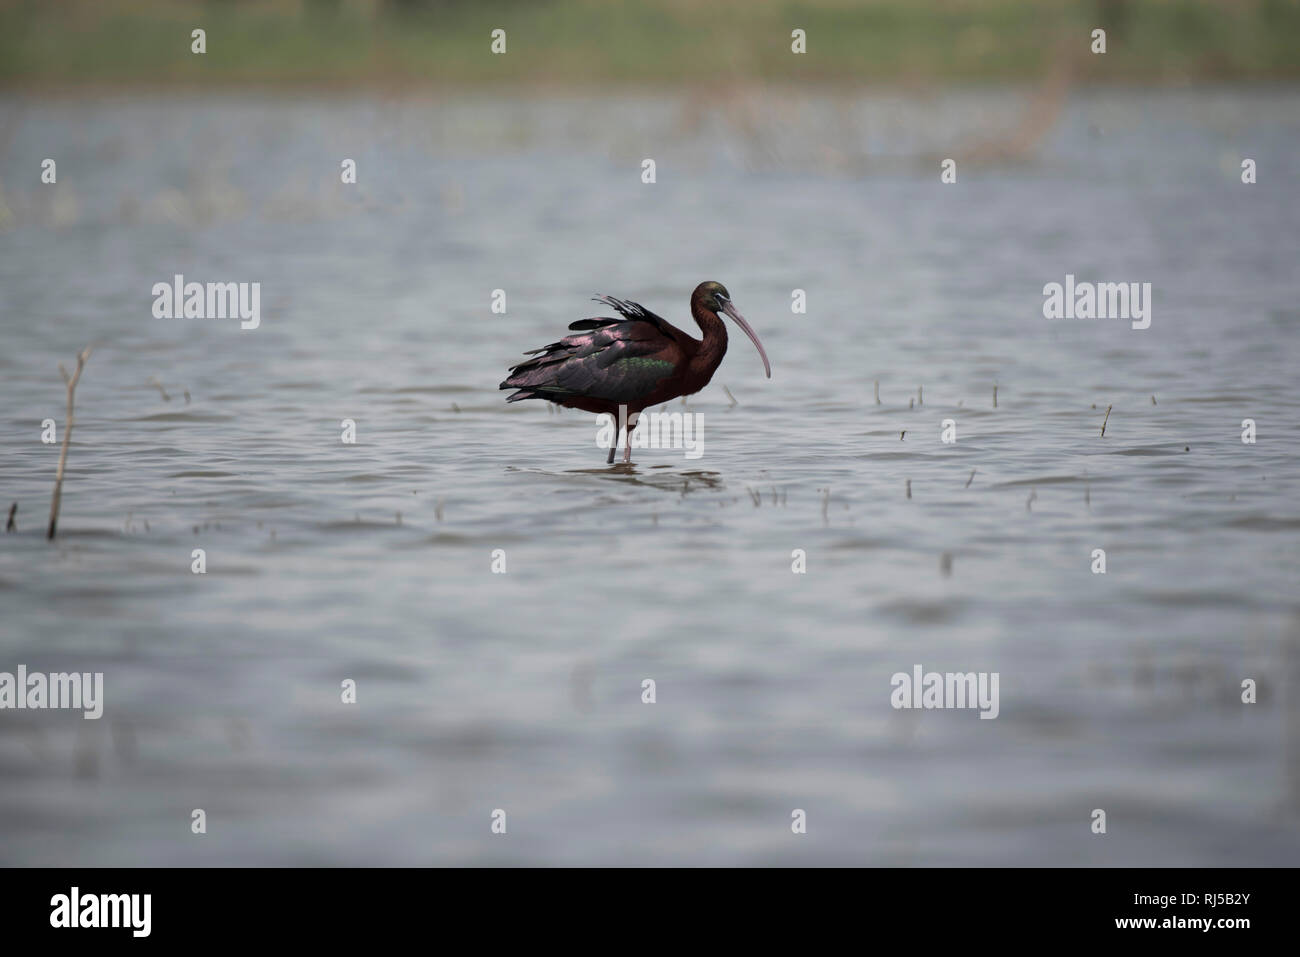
<box><xmin>502</xmin><ymin>296</ymin><xmax>687</xmax><ymax>405</ymax></box>
<box><xmin>500</xmin><ymin>282</ymin><xmax>771</xmax><ymax>463</ymax></box>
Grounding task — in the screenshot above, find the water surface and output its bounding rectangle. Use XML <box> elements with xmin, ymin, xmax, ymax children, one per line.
<box><xmin>1</xmin><ymin>88</ymin><xmax>1298</xmax><ymax>865</ymax></box>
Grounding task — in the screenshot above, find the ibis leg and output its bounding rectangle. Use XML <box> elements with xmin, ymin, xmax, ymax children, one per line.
<box><xmin>622</xmin><ymin>413</ymin><xmax>638</xmax><ymax>464</ymax></box>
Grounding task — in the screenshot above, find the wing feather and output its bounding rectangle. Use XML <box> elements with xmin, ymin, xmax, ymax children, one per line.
<box><xmin>501</xmin><ymin>297</ymin><xmax>685</xmax><ymax>404</ymax></box>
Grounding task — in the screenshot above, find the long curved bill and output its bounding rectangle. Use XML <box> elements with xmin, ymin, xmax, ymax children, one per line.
<box><xmin>720</xmin><ymin>301</ymin><xmax>772</xmax><ymax>378</ymax></box>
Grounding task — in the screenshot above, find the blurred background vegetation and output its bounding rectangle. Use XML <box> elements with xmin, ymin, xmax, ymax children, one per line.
<box><xmin>2</xmin><ymin>0</ymin><xmax>1298</xmax><ymax>89</ymax></box>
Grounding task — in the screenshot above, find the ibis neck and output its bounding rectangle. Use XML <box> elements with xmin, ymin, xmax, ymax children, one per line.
<box><xmin>690</xmin><ymin>302</ymin><xmax>728</xmax><ymax>376</ymax></box>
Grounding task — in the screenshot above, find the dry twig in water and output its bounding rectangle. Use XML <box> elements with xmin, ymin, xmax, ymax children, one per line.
<box><xmin>148</xmin><ymin>377</ymin><xmax>170</xmax><ymax>401</ymax></box>
<box><xmin>48</xmin><ymin>347</ymin><xmax>92</xmax><ymax>540</ymax></box>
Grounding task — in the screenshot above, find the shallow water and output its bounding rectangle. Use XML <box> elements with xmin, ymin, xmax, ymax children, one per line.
<box><xmin>1</xmin><ymin>88</ymin><xmax>1299</xmax><ymax>865</ymax></box>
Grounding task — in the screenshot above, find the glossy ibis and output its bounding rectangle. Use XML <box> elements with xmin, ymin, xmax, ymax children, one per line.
<box><xmin>500</xmin><ymin>281</ymin><xmax>771</xmax><ymax>464</ymax></box>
